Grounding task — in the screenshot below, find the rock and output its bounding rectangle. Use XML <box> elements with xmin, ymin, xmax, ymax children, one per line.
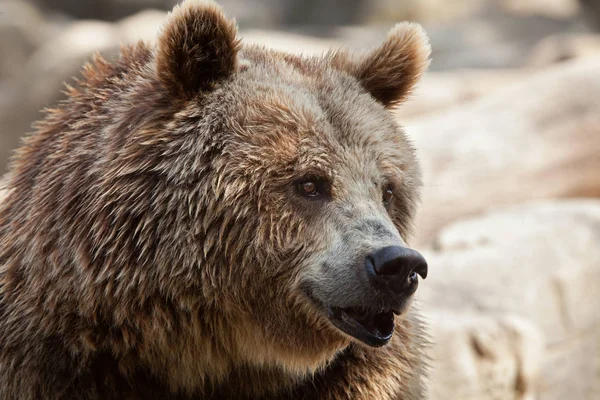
<box><xmin>117</xmin><ymin>9</ymin><xmax>165</xmax><ymax>45</ymax></box>
<box><xmin>278</xmin><ymin>0</ymin><xmax>367</xmax><ymax>26</ymax></box>
<box><xmin>363</xmin><ymin>0</ymin><xmax>580</xmax><ymax>24</ymax></box>
<box><xmin>0</xmin><ymin>19</ymin><xmax>121</xmax><ymax>172</ymax></box>
<box><xmin>396</xmin><ymin>69</ymin><xmax>529</xmax><ymax>120</ymax></box>
<box><xmin>426</xmin><ymin>311</ymin><xmax>544</xmax><ymax>400</ymax></box>
<box><xmin>0</xmin><ymin>82</ymin><xmax>28</xmax><ymax>172</ymax></box>
<box><xmin>580</xmin><ymin>0</ymin><xmax>600</xmax><ymax>30</ymax></box>
<box><xmin>498</xmin><ymin>0</ymin><xmax>580</xmax><ymax>18</ymax></box>
<box><xmin>364</xmin><ymin>0</ymin><xmax>487</xmax><ymax>24</ymax></box>
<box><xmin>541</xmin><ymin>330</ymin><xmax>600</xmax><ymax>399</ymax></box>
<box><xmin>527</xmin><ymin>33</ymin><xmax>600</xmax><ymax>66</ymax></box>
<box><xmin>407</xmin><ymin>57</ymin><xmax>600</xmax><ymax>245</ymax></box>
<box><xmin>419</xmin><ymin>200</ymin><xmax>600</xmax><ymax>400</ymax></box>
<box><xmin>216</xmin><ymin>0</ymin><xmax>284</xmax><ymax>27</ymax></box>
<box><xmin>32</xmin><ymin>0</ymin><xmax>174</xmax><ymax>21</ymax></box>
<box><xmin>24</xmin><ymin>19</ymin><xmax>120</xmax><ymax>105</ymax></box>
<box><xmin>242</xmin><ymin>29</ymin><xmax>340</xmax><ymax>54</ymax></box>
<box><xmin>0</xmin><ymin>0</ymin><xmax>49</xmax><ymax>81</ymax></box>
<box><xmin>422</xmin><ymin>12</ymin><xmax>585</xmax><ymax>70</ymax></box>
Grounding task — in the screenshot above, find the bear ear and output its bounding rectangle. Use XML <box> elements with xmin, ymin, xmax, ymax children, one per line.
<box><xmin>156</xmin><ymin>0</ymin><xmax>240</xmax><ymax>97</ymax></box>
<box><xmin>342</xmin><ymin>22</ymin><xmax>431</xmax><ymax>109</ymax></box>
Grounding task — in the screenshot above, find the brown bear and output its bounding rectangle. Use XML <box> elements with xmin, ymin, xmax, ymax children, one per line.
<box><xmin>0</xmin><ymin>1</ymin><xmax>431</xmax><ymax>399</ymax></box>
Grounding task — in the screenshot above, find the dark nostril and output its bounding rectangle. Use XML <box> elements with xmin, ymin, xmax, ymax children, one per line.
<box><xmin>408</xmin><ymin>271</ymin><xmax>418</xmax><ymax>284</ymax></box>
<box><xmin>368</xmin><ymin>246</ymin><xmax>428</xmax><ymax>280</ymax></box>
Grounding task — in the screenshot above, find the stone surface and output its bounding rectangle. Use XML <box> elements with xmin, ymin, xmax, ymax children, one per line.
<box><xmin>31</xmin><ymin>0</ymin><xmax>175</xmax><ymax>21</ymax></box>
<box><xmin>426</xmin><ymin>311</ymin><xmax>544</xmax><ymax>400</ymax></box>
<box><xmin>242</xmin><ymin>29</ymin><xmax>340</xmax><ymax>54</ymax></box>
<box><xmin>420</xmin><ymin>200</ymin><xmax>600</xmax><ymax>400</ymax></box>
<box><xmin>498</xmin><ymin>0</ymin><xmax>580</xmax><ymax>18</ymax></box>
<box><xmin>0</xmin><ymin>19</ymin><xmax>121</xmax><ymax>172</ymax></box>
<box><xmin>364</xmin><ymin>0</ymin><xmax>487</xmax><ymax>24</ymax></box>
<box><xmin>117</xmin><ymin>9</ymin><xmax>165</xmax><ymax>45</ymax></box>
<box><xmin>365</xmin><ymin>0</ymin><xmax>581</xmax><ymax>24</ymax></box>
<box><xmin>581</xmin><ymin>0</ymin><xmax>600</xmax><ymax>29</ymax></box>
<box><xmin>527</xmin><ymin>33</ymin><xmax>600</xmax><ymax>66</ymax></box>
<box><xmin>422</xmin><ymin>12</ymin><xmax>587</xmax><ymax>71</ymax></box>
<box><xmin>407</xmin><ymin>57</ymin><xmax>600</xmax><ymax>245</ymax></box>
<box><xmin>0</xmin><ymin>0</ymin><xmax>49</xmax><ymax>81</ymax></box>
<box><xmin>396</xmin><ymin>69</ymin><xmax>529</xmax><ymax>120</ymax></box>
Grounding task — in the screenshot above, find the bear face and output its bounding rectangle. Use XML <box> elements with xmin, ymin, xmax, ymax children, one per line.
<box><xmin>0</xmin><ymin>0</ymin><xmax>431</xmax><ymax>397</ymax></box>
<box><xmin>149</xmin><ymin>0</ymin><xmax>431</xmax><ymax>374</ymax></box>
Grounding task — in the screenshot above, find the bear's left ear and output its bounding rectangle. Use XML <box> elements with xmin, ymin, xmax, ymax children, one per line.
<box><xmin>156</xmin><ymin>0</ymin><xmax>240</xmax><ymax>97</ymax></box>
<box><xmin>335</xmin><ymin>22</ymin><xmax>431</xmax><ymax>109</ymax></box>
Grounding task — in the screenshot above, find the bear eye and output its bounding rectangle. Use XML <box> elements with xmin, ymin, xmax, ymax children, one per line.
<box><xmin>296</xmin><ymin>177</ymin><xmax>330</xmax><ymax>199</ymax></box>
<box><xmin>301</xmin><ymin>181</ymin><xmax>317</xmax><ymax>196</ymax></box>
<box><xmin>383</xmin><ymin>185</ymin><xmax>394</xmax><ymax>205</ymax></box>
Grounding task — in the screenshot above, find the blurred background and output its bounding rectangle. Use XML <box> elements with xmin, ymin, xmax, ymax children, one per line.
<box><xmin>1</xmin><ymin>0</ymin><xmax>599</xmax><ymax>399</ymax></box>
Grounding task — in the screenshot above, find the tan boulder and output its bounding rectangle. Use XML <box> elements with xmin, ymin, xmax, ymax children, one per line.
<box><xmin>364</xmin><ymin>0</ymin><xmax>487</xmax><ymax>24</ymax></box>
<box><xmin>396</xmin><ymin>69</ymin><xmax>529</xmax><ymax>120</ymax></box>
<box><xmin>407</xmin><ymin>57</ymin><xmax>600</xmax><ymax>245</ymax></box>
<box><xmin>241</xmin><ymin>29</ymin><xmax>340</xmax><ymax>55</ymax></box>
<box><xmin>23</xmin><ymin>20</ymin><xmax>121</xmax><ymax>105</ymax></box>
<box><xmin>426</xmin><ymin>311</ymin><xmax>544</xmax><ymax>400</ymax></box>
<box><xmin>527</xmin><ymin>33</ymin><xmax>600</xmax><ymax>67</ymax></box>
<box><xmin>117</xmin><ymin>9</ymin><xmax>166</xmax><ymax>45</ymax></box>
<box><xmin>0</xmin><ymin>19</ymin><xmax>121</xmax><ymax>172</ymax></box>
<box><xmin>497</xmin><ymin>0</ymin><xmax>580</xmax><ymax>18</ymax></box>
<box><xmin>420</xmin><ymin>200</ymin><xmax>600</xmax><ymax>400</ymax></box>
<box><xmin>0</xmin><ymin>0</ymin><xmax>48</xmax><ymax>81</ymax></box>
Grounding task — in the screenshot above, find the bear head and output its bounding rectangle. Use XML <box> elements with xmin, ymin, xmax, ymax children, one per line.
<box><xmin>150</xmin><ymin>0</ymin><xmax>431</xmax><ymax>374</ymax></box>
<box><xmin>1</xmin><ymin>0</ymin><xmax>431</xmax><ymax>391</ymax></box>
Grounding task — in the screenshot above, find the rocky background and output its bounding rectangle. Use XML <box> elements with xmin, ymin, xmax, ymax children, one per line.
<box><xmin>1</xmin><ymin>0</ymin><xmax>599</xmax><ymax>398</ymax></box>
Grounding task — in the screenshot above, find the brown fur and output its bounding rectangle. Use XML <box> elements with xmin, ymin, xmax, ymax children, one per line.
<box><xmin>156</xmin><ymin>1</ymin><xmax>240</xmax><ymax>97</ymax></box>
<box><xmin>331</xmin><ymin>23</ymin><xmax>431</xmax><ymax>108</ymax></box>
<box><xmin>0</xmin><ymin>1</ymin><xmax>431</xmax><ymax>399</ymax></box>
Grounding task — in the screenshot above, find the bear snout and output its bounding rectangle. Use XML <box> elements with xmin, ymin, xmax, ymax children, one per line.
<box><xmin>365</xmin><ymin>246</ymin><xmax>428</xmax><ymax>298</ymax></box>
<box><xmin>309</xmin><ymin>245</ymin><xmax>428</xmax><ymax>348</ymax></box>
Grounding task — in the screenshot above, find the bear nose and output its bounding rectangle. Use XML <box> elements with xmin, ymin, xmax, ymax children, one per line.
<box><xmin>365</xmin><ymin>246</ymin><xmax>428</xmax><ymax>292</ymax></box>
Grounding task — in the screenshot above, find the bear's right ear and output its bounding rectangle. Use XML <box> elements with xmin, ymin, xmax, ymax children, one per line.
<box><xmin>156</xmin><ymin>0</ymin><xmax>240</xmax><ymax>97</ymax></box>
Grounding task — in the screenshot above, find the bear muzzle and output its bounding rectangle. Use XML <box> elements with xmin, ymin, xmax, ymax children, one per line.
<box><xmin>326</xmin><ymin>246</ymin><xmax>428</xmax><ymax>347</ymax></box>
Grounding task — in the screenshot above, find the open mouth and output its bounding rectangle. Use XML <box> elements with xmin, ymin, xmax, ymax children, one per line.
<box><xmin>323</xmin><ymin>269</ymin><xmax>425</xmax><ymax>347</ymax></box>
<box><xmin>327</xmin><ymin>306</ymin><xmax>398</xmax><ymax>347</ymax></box>
<box><xmin>304</xmin><ymin>255</ymin><xmax>427</xmax><ymax>348</ymax></box>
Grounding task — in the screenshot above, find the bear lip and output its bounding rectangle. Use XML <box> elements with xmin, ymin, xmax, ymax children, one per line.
<box><xmin>327</xmin><ymin>306</ymin><xmax>395</xmax><ymax>347</ymax></box>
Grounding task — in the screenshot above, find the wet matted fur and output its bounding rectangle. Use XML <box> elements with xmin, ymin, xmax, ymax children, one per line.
<box><xmin>0</xmin><ymin>1</ymin><xmax>431</xmax><ymax>399</ymax></box>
